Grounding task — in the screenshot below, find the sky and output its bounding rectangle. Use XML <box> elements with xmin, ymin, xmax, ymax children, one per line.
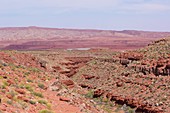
<box><xmin>0</xmin><ymin>0</ymin><xmax>170</xmax><ymax>31</ymax></box>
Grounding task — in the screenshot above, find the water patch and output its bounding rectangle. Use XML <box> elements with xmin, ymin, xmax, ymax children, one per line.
<box><xmin>67</xmin><ymin>48</ymin><xmax>91</xmax><ymax>51</ymax></box>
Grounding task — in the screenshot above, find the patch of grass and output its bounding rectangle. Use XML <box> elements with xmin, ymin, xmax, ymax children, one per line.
<box><xmin>46</xmin><ymin>103</ymin><xmax>52</xmax><ymax>110</ymax></box>
<box><xmin>85</xmin><ymin>90</ymin><xmax>94</xmax><ymax>98</ymax></box>
<box><xmin>0</xmin><ymin>84</ymin><xmax>6</xmax><ymax>89</ymax></box>
<box><xmin>38</xmin><ymin>109</ymin><xmax>54</xmax><ymax>113</ymax></box>
<box><xmin>3</xmin><ymin>81</ymin><xmax>9</xmax><ymax>86</ymax></box>
<box><xmin>16</xmin><ymin>65</ymin><xmax>25</xmax><ymax>69</ymax></box>
<box><xmin>1</xmin><ymin>89</ymin><xmax>6</xmax><ymax>93</ymax></box>
<box><xmin>38</xmin><ymin>100</ymin><xmax>47</xmax><ymax>105</ymax></box>
<box><xmin>18</xmin><ymin>101</ymin><xmax>28</xmax><ymax>109</ymax></box>
<box><xmin>27</xmin><ymin>79</ymin><xmax>33</xmax><ymax>83</ymax></box>
<box><xmin>25</xmin><ymin>84</ymin><xmax>34</xmax><ymax>92</ymax></box>
<box><xmin>18</xmin><ymin>83</ymin><xmax>25</xmax><ymax>89</ymax></box>
<box><xmin>33</xmin><ymin>92</ymin><xmax>44</xmax><ymax>98</ymax></box>
<box><xmin>38</xmin><ymin>83</ymin><xmax>45</xmax><ymax>89</ymax></box>
<box><xmin>29</xmin><ymin>100</ymin><xmax>36</xmax><ymax>105</ymax></box>
<box><xmin>29</xmin><ymin>67</ymin><xmax>40</xmax><ymax>73</ymax></box>
<box><xmin>25</xmin><ymin>72</ymin><xmax>31</xmax><ymax>76</ymax></box>
<box><xmin>6</xmin><ymin>100</ymin><xmax>13</xmax><ymax>105</ymax></box>
<box><xmin>7</xmin><ymin>90</ymin><xmax>16</xmax><ymax>99</ymax></box>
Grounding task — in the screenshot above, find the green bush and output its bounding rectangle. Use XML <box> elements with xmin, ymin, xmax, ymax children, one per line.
<box><xmin>33</xmin><ymin>92</ymin><xmax>44</xmax><ymax>98</ymax></box>
<box><xmin>38</xmin><ymin>83</ymin><xmax>45</xmax><ymax>89</ymax></box>
<box><xmin>38</xmin><ymin>109</ymin><xmax>54</xmax><ymax>113</ymax></box>
<box><xmin>38</xmin><ymin>100</ymin><xmax>47</xmax><ymax>105</ymax></box>
<box><xmin>29</xmin><ymin>100</ymin><xmax>36</xmax><ymax>104</ymax></box>
<box><xmin>25</xmin><ymin>85</ymin><xmax>34</xmax><ymax>92</ymax></box>
<box><xmin>85</xmin><ymin>90</ymin><xmax>94</xmax><ymax>98</ymax></box>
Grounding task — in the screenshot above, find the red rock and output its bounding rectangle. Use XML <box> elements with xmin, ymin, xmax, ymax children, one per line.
<box><xmin>119</xmin><ymin>52</ymin><xmax>143</xmax><ymax>61</ymax></box>
<box><xmin>79</xmin><ymin>84</ymin><xmax>92</xmax><ymax>88</ymax></box>
<box><xmin>116</xmin><ymin>81</ymin><xmax>123</xmax><ymax>87</ymax></box>
<box><xmin>59</xmin><ymin>96</ymin><xmax>70</xmax><ymax>102</ymax></box>
<box><xmin>52</xmin><ymin>66</ymin><xmax>61</xmax><ymax>71</ymax></box>
<box><xmin>157</xmin><ymin>59</ymin><xmax>166</xmax><ymax>67</ymax></box>
<box><xmin>59</xmin><ymin>70</ymin><xmax>71</xmax><ymax>74</ymax></box>
<box><xmin>7</xmin><ymin>79</ymin><xmax>14</xmax><ymax>85</ymax></box>
<box><xmin>6</xmin><ymin>94</ymin><xmax>13</xmax><ymax>99</ymax></box>
<box><xmin>61</xmin><ymin>79</ymin><xmax>74</xmax><ymax>86</ymax></box>
<box><xmin>17</xmin><ymin>96</ymin><xmax>29</xmax><ymax>102</ymax></box>
<box><xmin>93</xmin><ymin>89</ymin><xmax>105</xmax><ymax>98</ymax></box>
<box><xmin>166</xmin><ymin>64</ymin><xmax>170</xmax><ymax>69</ymax></box>
<box><xmin>82</xmin><ymin>74</ymin><xmax>95</xmax><ymax>80</ymax></box>
<box><xmin>65</xmin><ymin>70</ymin><xmax>77</xmax><ymax>77</ymax></box>
<box><xmin>15</xmin><ymin>89</ymin><xmax>26</xmax><ymax>94</ymax></box>
<box><xmin>120</xmin><ymin>59</ymin><xmax>130</xmax><ymax>66</ymax></box>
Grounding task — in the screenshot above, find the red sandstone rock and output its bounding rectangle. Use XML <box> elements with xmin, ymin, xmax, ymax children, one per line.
<box><xmin>93</xmin><ymin>89</ymin><xmax>105</xmax><ymax>98</ymax></box>
<box><xmin>17</xmin><ymin>95</ymin><xmax>29</xmax><ymax>102</ymax></box>
<box><xmin>82</xmin><ymin>74</ymin><xmax>95</xmax><ymax>80</ymax></box>
<box><xmin>59</xmin><ymin>96</ymin><xmax>71</xmax><ymax>102</ymax></box>
<box><xmin>61</xmin><ymin>79</ymin><xmax>74</xmax><ymax>86</ymax></box>
<box><xmin>116</xmin><ymin>81</ymin><xmax>123</xmax><ymax>87</ymax></box>
<box><xmin>6</xmin><ymin>94</ymin><xmax>13</xmax><ymax>99</ymax></box>
<box><xmin>15</xmin><ymin>89</ymin><xmax>26</xmax><ymax>94</ymax></box>
<box><xmin>7</xmin><ymin>79</ymin><xmax>14</xmax><ymax>85</ymax></box>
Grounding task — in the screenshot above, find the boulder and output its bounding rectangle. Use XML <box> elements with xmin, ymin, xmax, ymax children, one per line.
<box><xmin>59</xmin><ymin>96</ymin><xmax>71</xmax><ymax>102</ymax></box>
<box><xmin>93</xmin><ymin>89</ymin><xmax>105</xmax><ymax>98</ymax></box>
<box><xmin>15</xmin><ymin>89</ymin><xmax>26</xmax><ymax>94</ymax></box>
<box><xmin>61</xmin><ymin>80</ymin><xmax>74</xmax><ymax>86</ymax></box>
<box><xmin>82</xmin><ymin>74</ymin><xmax>95</xmax><ymax>80</ymax></box>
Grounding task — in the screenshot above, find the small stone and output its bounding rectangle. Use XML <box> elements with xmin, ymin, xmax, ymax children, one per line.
<box><xmin>59</xmin><ymin>96</ymin><xmax>70</xmax><ymax>102</ymax></box>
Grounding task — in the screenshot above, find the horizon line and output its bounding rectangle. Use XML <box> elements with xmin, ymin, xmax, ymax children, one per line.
<box><xmin>0</xmin><ymin>26</ymin><xmax>170</xmax><ymax>33</ymax></box>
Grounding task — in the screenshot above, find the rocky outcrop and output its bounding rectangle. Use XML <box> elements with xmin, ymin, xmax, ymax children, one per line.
<box><xmin>61</xmin><ymin>79</ymin><xmax>74</xmax><ymax>86</ymax></box>
<box><xmin>119</xmin><ymin>52</ymin><xmax>143</xmax><ymax>61</ymax></box>
<box><xmin>120</xmin><ymin>59</ymin><xmax>130</xmax><ymax>67</ymax></box>
<box><xmin>82</xmin><ymin>74</ymin><xmax>95</xmax><ymax>80</ymax></box>
<box><xmin>130</xmin><ymin>59</ymin><xmax>170</xmax><ymax>76</ymax></box>
<box><xmin>116</xmin><ymin>51</ymin><xmax>170</xmax><ymax>76</ymax></box>
<box><xmin>39</xmin><ymin>60</ymin><xmax>48</xmax><ymax>69</ymax></box>
<box><xmin>93</xmin><ymin>89</ymin><xmax>105</xmax><ymax>98</ymax></box>
<box><xmin>59</xmin><ymin>57</ymin><xmax>92</xmax><ymax>77</ymax></box>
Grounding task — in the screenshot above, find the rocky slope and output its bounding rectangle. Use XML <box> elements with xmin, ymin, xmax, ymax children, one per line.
<box><xmin>70</xmin><ymin>38</ymin><xmax>170</xmax><ymax>113</ymax></box>
<box><xmin>0</xmin><ymin>51</ymin><xmax>83</xmax><ymax>113</ymax></box>
<box><xmin>0</xmin><ymin>38</ymin><xmax>169</xmax><ymax>113</ymax></box>
<box><xmin>28</xmin><ymin>38</ymin><xmax>170</xmax><ymax>113</ymax></box>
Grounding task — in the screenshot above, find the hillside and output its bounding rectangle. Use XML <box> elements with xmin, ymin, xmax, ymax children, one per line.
<box><xmin>0</xmin><ymin>37</ymin><xmax>170</xmax><ymax>113</ymax></box>
<box><xmin>0</xmin><ymin>27</ymin><xmax>170</xmax><ymax>50</ymax></box>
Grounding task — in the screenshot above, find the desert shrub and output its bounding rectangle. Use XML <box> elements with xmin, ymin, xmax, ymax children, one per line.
<box><xmin>1</xmin><ymin>84</ymin><xmax>6</xmax><ymax>89</ymax></box>
<box><xmin>27</xmin><ymin>79</ymin><xmax>33</xmax><ymax>83</ymax></box>
<box><xmin>38</xmin><ymin>83</ymin><xmax>45</xmax><ymax>89</ymax></box>
<box><xmin>29</xmin><ymin>67</ymin><xmax>40</xmax><ymax>73</ymax></box>
<box><xmin>29</xmin><ymin>100</ymin><xmax>36</xmax><ymax>104</ymax></box>
<box><xmin>8</xmin><ymin>90</ymin><xmax>16</xmax><ymax>99</ymax></box>
<box><xmin>6</xmin><ymin>100</ymin><xmax>13</xmax><ymax>105</ymax></box>
<box><xmin>85</xmin><ymin>90</ymin><xmax>94</xmax><ymax>98</ymax></box>
<box><xmin>38</xmin><ymin>109</ymin><xmax>54</xmax><ymax>113</ymax></box>
<box><xmin>25</xmin><ymin>84</ymin><xmax>34</xmax><ymax>92</ymax></box>
<box><xmin>25</xmin><ymin>72</ymin><xmax>31</xmax><ymax>76</ymax></box>
<box><xmin>38</xmin><ymin>100</ymin><xmax>47</xmax><ymax>105</ymax></box>
<box><xmin>46</xmin><ymin>103</ymin><xmax>52</xmax><ymax>110</ymax></box>
<box><xmin>3</xmin><ymin>81</ymin><xmax>9</xmax><ymax>86</ymax></box>
<box><xmin>33</xmin><ymin>92</ymin><xmax>44</xmax><ymax>98</ymax></box>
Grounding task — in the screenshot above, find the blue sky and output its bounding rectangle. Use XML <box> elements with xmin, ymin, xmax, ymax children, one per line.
<box><xmin>0</xmin><ymin>0</ymin><xmax>170</xmax><ymax>31</ymax></box>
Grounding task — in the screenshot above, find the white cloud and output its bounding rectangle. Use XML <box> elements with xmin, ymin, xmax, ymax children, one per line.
<box><xmin>0</xmin><ymin>0</ymin><xmax>119</xmax><ymax>10</ymax></box>
<box><xmin>0</xmin><ymin>0</ymin><xmax>170</xmax><ymax>14</ymax></box>
<box><xmin>120</xmin><ymin>3</ymin><xmax>170</xmax><ymax>13</ymax></box>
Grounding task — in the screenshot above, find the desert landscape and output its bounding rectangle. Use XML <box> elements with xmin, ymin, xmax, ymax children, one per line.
<box><xmin>0</xmin><ymin>27</ymin><xmax>170</xmax><ymax>113</ymax></box>
<box><xmin>0</xmin><ymin>27</ymin><xmax>170</xmax><ymax>50</ymax></box>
